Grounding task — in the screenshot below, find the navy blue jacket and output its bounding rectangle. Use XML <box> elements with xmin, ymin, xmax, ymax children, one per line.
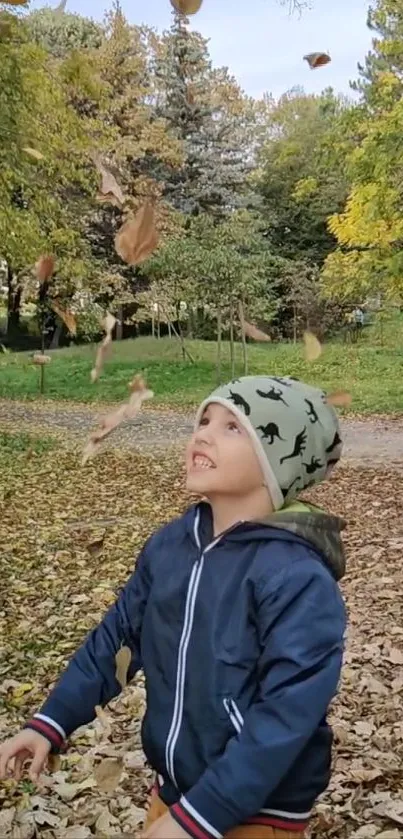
<box><xmin>27</xmin><ymin>502</ymin><xmax>346</xmax><ymax>839</ymax></box>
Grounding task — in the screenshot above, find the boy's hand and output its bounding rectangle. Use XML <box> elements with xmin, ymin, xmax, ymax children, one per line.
<box><xmin>0</xmin><ymin>730</ymin><xmax>51</xmax><ymax>782</ymax></box>
<box><xmin>144</xmin><ymin>812</ymin><xmax>191</xmax><ymax>839</ymax></box>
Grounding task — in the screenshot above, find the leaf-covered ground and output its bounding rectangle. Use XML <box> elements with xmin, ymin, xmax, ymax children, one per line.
<box><xmin>1</xmin><ymin>429</ymin><xmax>403</xmax><ymax>839</ymax></box>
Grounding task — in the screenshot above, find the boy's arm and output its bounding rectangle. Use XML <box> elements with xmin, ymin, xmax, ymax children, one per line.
<box><xmin>170</xmin><ymin>556</ymin><xmax>346</xmax><ymax>839</ymax></box>
<box><xmin>25</xmin><ymin>543</ymin><xmax>152</xmax><ymax>752</ymax></box>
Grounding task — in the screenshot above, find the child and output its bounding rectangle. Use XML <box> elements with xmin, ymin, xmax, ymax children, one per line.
<box><xmin>0</xmin><ymin>376</ymin><xmax>346</xmax><ymax>839</ymax></box>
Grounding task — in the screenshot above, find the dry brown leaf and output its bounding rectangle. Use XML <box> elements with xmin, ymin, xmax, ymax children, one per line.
<box><xmin>94</xmin><ymin>159</ymin><xmax>125</xmax><ymax>208</ymax></box>
<box><xmin>32</xmin><ymin>354</ymin><xmax>51</xmax><ymax>365</ymax></box>
<box><xmin>90</xmin><ymin>312</ymin><xmax>116</xmax><ymax>383</ymax></box>
<box><xmin>35</xmin><ymin>255</ymin><xmax>55</xmax><ymax>283</ymax></box>
<box><xmin>170</xmin><ymin>0</ymin><xmax>203</xmax><ymax>12</ymax></box>
<box><xmin>327</xmin><ymin>391</ymin><xmax>352</xmax><ymax>408</ymax></box>
<box><xmin>86</xmin><ymin>535</ymin><xmax>104</xmax><ymax>557</ymax></box>
<box><xmin>51</xmin><ymin>300</ymin><xmax>77</xmax><ymax>336</ymax></box>
<box><xmin>244</xmin><ymin>321</ymin><xmax>271</xmax><ymax>342</ymax></box>
<box><xmin>115</xmin><ymin>645</ymin><xmax>132</xmax><ymax>690</ymax></box>
<box><xmin>22</xmin><ymin>146</ymin><xmax>44</xmax><ymax>160</ymax></box>
<box><xmin>303</xmin><ymin>52</ymin><xmax>331</xmax><ymax>69</ymax></box>
<box><xmin>95</xmin><ymin>704</ymin><xmax>112</xmax><ymax>740</ymax></box>
<box><xmin>374</xmin><ymin>831</ymin><xmax>401</xmax><ymax>839</ymax></box>
<box><xmin>303</xmin><ymin>330</ymin><xmax>322</xmax><ymax>362</ymax></box>
<box><xmin>93</xmin><ymin>757</ymin><xmax>123</xmax><ymax>794</ymax></box>
<box><xmin>47</xmin><ymin>753</ymin><xmax>61</xmax><ymax>773</ymax></box>
<box><xmin>82</xmin><ymin>374</ymin><xmax>153</xmax><ymax>464</ymax></box>
<box><xmin>388</xmin><ymin>647</ymin><xmax>403</xmax><ymax>664</ymax></box>
<box><xmin>114</xmin><ymin>201</ymin><xmax>158</xmax><ymax>266</ymax></box>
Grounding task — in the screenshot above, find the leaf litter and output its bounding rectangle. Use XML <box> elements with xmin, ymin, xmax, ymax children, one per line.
<box><xmin>1</xmin><ymin>427</ymin><xmax>403</xmax><ymax>837</ymax></box>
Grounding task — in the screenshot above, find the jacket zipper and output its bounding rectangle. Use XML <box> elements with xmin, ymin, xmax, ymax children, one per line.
<box><xmin>165</xmin><ymin>509</ymin><xmax>221</xmax><ymax>786</ymax></box>
<box><xmin>223</xmin><ymin>697</ymin><xmax>244</xmax><ymax>734</ymax></box>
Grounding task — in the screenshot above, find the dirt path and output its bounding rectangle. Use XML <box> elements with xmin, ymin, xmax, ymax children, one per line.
<box><xmin>0</xmin><ymin>399</ymin><xmax>402</xmax><ymax>466</ymax></box>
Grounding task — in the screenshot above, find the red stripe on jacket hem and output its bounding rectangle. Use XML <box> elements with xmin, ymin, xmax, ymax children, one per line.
<box><xmin>25</xmin><ymin>719</ymin><xmax>64</xmax><ymax>750</ymax></box>
<box><xmin>171</xmin><ymin>803</ymin><xmax>217</xmax><ymax>839</ymax></box>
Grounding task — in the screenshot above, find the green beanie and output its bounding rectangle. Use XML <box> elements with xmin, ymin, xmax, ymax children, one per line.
<box><xmin>195</xmin><ymin>375</ymin><xmax>342</xmax><ymax>510</ymax></box>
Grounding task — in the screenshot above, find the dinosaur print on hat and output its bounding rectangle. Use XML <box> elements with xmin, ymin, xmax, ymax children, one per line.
<box><xmin>194</xmin><ymin>375</ymin><xmax>343</xmax><ymax>510</ymax></box>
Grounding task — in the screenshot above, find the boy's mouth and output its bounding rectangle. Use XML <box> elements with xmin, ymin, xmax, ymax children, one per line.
<box><xmin>192</xmin><ymin>452</ymin><xmax>215</xmax><ymax>470</ymax></box>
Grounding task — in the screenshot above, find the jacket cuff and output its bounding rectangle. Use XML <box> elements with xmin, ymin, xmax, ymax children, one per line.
<box><xmin>171</xmin><ymin>798</ymin><xmax>223</xmax><ymax>839</ymax></box>
<box><xmin>25</xmin><ymin>714</ymin><xmax>66</xmax><ymax>754</ymax></box>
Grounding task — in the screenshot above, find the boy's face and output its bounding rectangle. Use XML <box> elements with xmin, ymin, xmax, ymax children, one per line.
<box><xmin>186</xmin><ymin>402</ymin><xmax>264</xmax><ymax>499</ymax></box>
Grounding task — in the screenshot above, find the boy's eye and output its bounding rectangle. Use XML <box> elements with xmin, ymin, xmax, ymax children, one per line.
<box><xmin>228</xmin><ymin>421</ymin><xmax>241</xmax><ymax>433</ymax></box>
<box><xmin>199</xmin><ymin>416</ymin><xmax>209</xmax><ymax>427</ymax></box>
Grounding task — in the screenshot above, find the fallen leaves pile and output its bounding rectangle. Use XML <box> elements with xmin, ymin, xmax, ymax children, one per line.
<box><xmin>1</xmin><ymin>436</ymin><xmax>403</xmax><ymax>838</ymax></box>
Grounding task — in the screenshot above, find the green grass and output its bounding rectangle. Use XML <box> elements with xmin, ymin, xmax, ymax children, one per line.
<box><xmin>1</xmin><ymin>336</ymin><xmax>403</xmax><ymax>414</ymax></box>
<box><xmin>0</xmin><ymin>430</ymin><xmax>56</xmax><ymax>471</ymax></box>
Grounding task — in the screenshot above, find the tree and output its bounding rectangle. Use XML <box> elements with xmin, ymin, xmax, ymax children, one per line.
<box><xmin>152</xmin><ymin>10</ymin><xmax>253</xmax><ymax>219</ymax></box>
<box><xmin>257</xmin><ymin>87</ymin><xmax>349</xmax><ymax>267</ymax></box>
<box><xmin>322</xmin><ymin>0</ymin><xmax>403</xmax><ymax>303</ymax></box>
<box><xmin>0</xmin><ymin>13</ymin><xmax>98</xmax><ymax>340</ymax></box>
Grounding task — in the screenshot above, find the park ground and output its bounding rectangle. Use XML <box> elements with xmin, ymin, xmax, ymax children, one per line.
<box><xmin>1</xmin><ymin>337</ymin><xmax>403</xmax><ymax>839</ymax></box>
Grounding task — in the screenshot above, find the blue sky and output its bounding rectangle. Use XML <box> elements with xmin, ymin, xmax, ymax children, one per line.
<box><xmin>36</xmin><ymin>0</ymin><xmax>374</xmax><ymax>100</ymax></box>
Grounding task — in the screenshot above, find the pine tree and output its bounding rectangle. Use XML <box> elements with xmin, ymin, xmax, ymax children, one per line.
<box><xmin>153</xmin><ymin>10</ymin><xmax>251</xmax><ymax>219</ymax></box>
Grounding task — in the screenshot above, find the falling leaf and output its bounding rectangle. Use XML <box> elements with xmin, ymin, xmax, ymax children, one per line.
<box><xmin>93</xmin><ymin>757</ymin><xmax>123</xmax><ymax>794</ymax></box>
<box><xmin>82</xmin><ymin>374</ymin><xmax>153</xmax><ymax>464</ymax></box>
<box><xmin>90</xmin><ymin>312</ymin><xmax>116</xmax><ymax>383</ymax></box>
<box><xmin>54</xmin><ymin>0</ymin><xmax>67</xmax><ymax>13</ymax></box>
<box><xmin>327</xmin><ymin>391</ymin><xmax>352</xmax><ymax>408</ymax></box>
<box><xmin>22</xmin><ymin>146</ymin><xmax>44</xmax><ymax>160</ymax></box>
<box><xmin>35</xmin><ymin>255</ymin><xmax>55</xmax><ymax>283</ymax></box>
<box><xmin>303</xmin><ymin>52</ymin><xmax>331</xmax><ymax>70</ymax></box>
<box><xmin>170</xmin><ymin>0</ymin><xmax>203</xmax><ymax>12</ymax></box>
<box><xmin>51</xmin><ymin>301</ymin><xmax>77</xmax><ymax>336</ymax></box>
<box><xmin>115</xmin><ymin>645</ymin><xmax>132</xmax><ymax>690</ymax></box>
<box><xmin>32</xmin><ymin>354</ymin><xmax>51</xmax><ymax>365</ymax></box>
<box><xmin>244</xmin><ymin>321</ymin><xmax>271</xmax><ymax>342</ymax></box>
<box><xmin>303</xmin><ymin>330</ymin><xmax>322</xmax><ymax>362</ymax></box>
<box><xmin>114</xmin><ymin>201</ymin><xmax>158</xmax><ymax>266</ymax></box>
<box><xmin>94</xmin><ymin>158</ymin><xmax>125</xmax><ymax>208</ymax></box>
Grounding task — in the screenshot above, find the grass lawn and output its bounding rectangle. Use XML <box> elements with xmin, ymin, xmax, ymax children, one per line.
<box><xmin>1</xmin><ymin>335</ymin><xmax>403</xmax><ymax>413</ymax></box>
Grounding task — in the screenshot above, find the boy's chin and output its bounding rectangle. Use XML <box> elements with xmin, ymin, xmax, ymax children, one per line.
<box><xmin>186</xmin><ymin>471</ymin><xmax>217</xmax><ymax>494</ymax></box>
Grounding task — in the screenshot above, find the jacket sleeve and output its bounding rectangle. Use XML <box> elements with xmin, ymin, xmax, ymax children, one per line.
<box><xmin>171</xmin><ymin>556</ymin><xmax>346</xmax><ymax>839</ymax></box>
<box><xmin>25</xmin><ymin>542</ymin><xmax>152</xmax><ymax>751</ymax></box>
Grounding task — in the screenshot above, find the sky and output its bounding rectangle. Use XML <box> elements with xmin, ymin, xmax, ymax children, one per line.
<box><xmin>34</xmin><ymin>0</ymin><xmax>374</xmax><ymax>101</ymax></box>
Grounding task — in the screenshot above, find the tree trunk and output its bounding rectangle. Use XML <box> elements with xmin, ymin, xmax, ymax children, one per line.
<box><xmin>293</xmin><ymin>304</ymin><xmax>298</xmax><ymax>344</ymax></box>
<box><xmin>157</xmin><ymin>303</ymin><xmax>161</xmax><ymax>339</ymax></box>
<box><xmin>6</xmin><ymin>265</ymin><xmax>22</xmax><ymax>338</ymax></box>
<box><xmin>168</xmin><ymin>320</ymin><xmax>172</xmax><ymax>339</ymax></box>
<box><xmin>116</xmin><ymin>306</ymin><xmax>123</xmax><ymax>341</ymax></box>
<box><xmin>238</xmin><ymin>299</ymin><xmax>248</xmax><ymax>376</ymax></box>
<box><xmin>160</xmin><ymin>304</ymin><xmax>194</xmax><ymax>363</ymax></box>
<box><xmin>50</xmin><ymin>323</ymin><xmax>62</xmax><ymax>349</ymax></box>
<box><xmin>229</xmin><ymin>299</ymin><xmax>235</xmax><ymax>379</ymax></box>
<box><xmin>216</xmin><ymin>305</ymin><xmax>222</xmax><ymax>384</ymax></box>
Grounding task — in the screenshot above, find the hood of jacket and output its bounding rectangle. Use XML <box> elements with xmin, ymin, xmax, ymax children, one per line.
<box><xmin>188</xmin><ymin>500</ymin><xmax>346</xmax><ymax>582</ymax></box>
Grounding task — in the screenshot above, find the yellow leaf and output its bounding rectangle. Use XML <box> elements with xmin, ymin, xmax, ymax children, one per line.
<box><xmin>170</xmin><ymin>0</ymin><xmax>203</xmax><ymax>13</ymax></box>
<box><xmin>22</xmin><ymin>147</ymin><xmax>44</xmax><ymax>160</ymax></box>
<box><xmin>303</xmin><ymin>331</ymin><xmax>322</xmax><ymax>362</ymax></box>
<box><xmin>12</xmin><ymin>682</ymin><xmax>33</xmax><ymax>699</ymax></box>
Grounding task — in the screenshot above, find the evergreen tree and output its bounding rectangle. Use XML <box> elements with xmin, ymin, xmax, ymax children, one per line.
<box><xmin>153</xmin><ymin>10</ymin><xmax>251</xmax><ymax>219</ymax></box>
